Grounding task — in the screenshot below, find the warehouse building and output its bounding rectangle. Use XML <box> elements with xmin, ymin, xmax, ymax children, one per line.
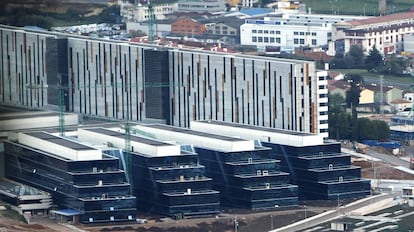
<box><xmin>0</xmin><ymin>24</ymin><xmax>328</xmax><ymax>138</ymax></box>
<box><xmin>190</xmin><ymin>120</ymin><xmax>371</xmax><ymax>200</ymax></box>
<box><xmin>131</xmin><ymin>124</ymin><xmax>299</xmax><ymax>209</ymax></box>
<box><xmin>3</xmin><ymin>131</ymin><xmax>137</xmax><ymax>224</ymax></box>
<box><xmin>76</xmin><ymin>127</ymin><xmax>220</xmax><ymax>217</ymax></box>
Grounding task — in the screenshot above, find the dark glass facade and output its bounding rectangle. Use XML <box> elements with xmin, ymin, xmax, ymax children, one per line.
<box><xmin>4</xmin><ymin>141</ymin><xmax>137</xmax><ymax>224</ymax></box>
<box><xmin>195</xmin><ymin>147</ymin><xmax>298</xmax><ymax>209</ymax></box>
<box><xmin>263</xmin><ymin>142</ymin><xmax>371</xmax><ymax>200</ymax></box>
<box><xmin>131</xmin><ymin>152</ymin><xmax>220</xmax><ymax>217</ymax></box>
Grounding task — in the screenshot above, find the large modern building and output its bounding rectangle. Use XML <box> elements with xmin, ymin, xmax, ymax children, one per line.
<box><xmin>0</xmin><ymin>24</ymin><xmax>328</xmax><ymax>137</ymax></box>
<box><xmin>190</xmin><ymin>120</ymin><xmax>371</xmax><ymax>200</ymax></box>
<box><xmin>4</xmin><ymin>131</ymin><xmax>137</xmax><ymax>224</ymax></box>
<box><xmin>76</xmin><ymin>127</ymin><xmax>221</xmax><ymax>217</ymax></box>
<box><xmin>240</xmin><ymin>14</ymin><xmax>367</xmax><ymax>52</ymax></box>
<box><xmin>131</xmin><ymin>124</ymin><xmax>299</xmax><ymax>209</ymax></box>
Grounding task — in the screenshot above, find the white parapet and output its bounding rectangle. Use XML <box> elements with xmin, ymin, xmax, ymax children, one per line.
<box><xmin>18</xmin><ymin>132</ymin><xmax>102</xmax><ymax>161</ymax></box>
<box><xmin>77</xmin><ymin>127</ymin><xmax>181</xmax><ymax>157</ymax></box>
<box><xmin>133</xmin><ymin>124</ymin><xmax>255</xmax><ymax>152</ymax></box>
<box><xmin>190</xmin><ymin>120</ymin><xmax>324</xmax><ymax>147</ymax></box>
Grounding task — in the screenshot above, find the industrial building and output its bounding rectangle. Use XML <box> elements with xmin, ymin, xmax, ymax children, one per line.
<box><xmin>3</xmin><ymin>131</ymin><xmax>137</xmax><ymax>224</ymax></box>
<box><xmin>0</xmin><ymin>24</ymin><xmax>328</xmax><ymax>138</ymax></box>
<box><xmin>130</xmin><ymin>124</ymin><xmax>299</xmax><ymax>209</ymax></box>
<box><xmin>189</xmin><ymin>120</ymin><xmax>371</xmax><ymax>200</ymax></box>
<box><xmin>76</xmin><ymin>127</ymin><xmax>220</xmax><ymax>217</ymax></box>
<box><xmin>0</xmin><ymin>179</ymin><xmax>52</xmax><ymax>216</ymax></box>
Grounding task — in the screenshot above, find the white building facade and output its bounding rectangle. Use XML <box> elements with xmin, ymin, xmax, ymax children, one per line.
<box><xmin>333</xmin><ymin>11</ymin><xmax>414</xmax><ymax>55</ymax></box>
<box><xmin>240</xmin><ymin>14</ymin><xmax>367</xmax><ymax>52</ymax></box>
<box><xmin>119</xmin><ymin>2</ymin><xmax>177</xmax><ymax>22</ymax></box>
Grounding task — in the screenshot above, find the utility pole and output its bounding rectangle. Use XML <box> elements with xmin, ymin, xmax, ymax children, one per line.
<box><xmin>147</xmin><ymin>0</ymin><xmax>155</xmax><ymax>43</ymax></box>
<box><xmin>380</xmin><ymin>75</ymin><xmax>384</xmax><ymax>115</ymax></box>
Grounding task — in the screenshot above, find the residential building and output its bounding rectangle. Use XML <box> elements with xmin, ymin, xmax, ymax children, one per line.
<box><xmin>119</xmin><ymin>1</ymin><xmax>177</xmax><ymax>22</ymax></box>
<box><xmin>404</xmin><ymin>91</ymin><xmax>414</xmax><ymax>102</ymax></box>
<box><xmin>190</xmin><ymin>120</ymin><xmax>371</xmax><ymax>200</ymax></box>
<box><xmin>77</xmin><ymin>127</ymin><xmax>220</xmax><ymax>217</ymax></box>
<box><xmin>4</xmin><ymin>131</ymin><xmax>137</xmax><ymax>224</ymax></box>
<box><xmin>240</xmin><ymin>14</ymin><xmax>367</xmax><ymax>52</ymax></box>
<box><xmin>359</xmin><ymin>87</ymin><xmax>375</xmax><ymax>105</ymax></box>
<box><xmin>364</xmin><ymin>85</ymin><xmax>403</xmax><ymax>104</ymax></box>
<box><xmin>390</xmin><ymin>99</ymin><xmax>412</xmax><ymax>112</ymax></box>
<box><xmin>0</xmin><ymin>24</ymin><xmax>328</xmax><ymax>138</ymax></box>
<box><xmin>332</xmin><ymin>11</ymin><xmax>414</xmax><ymax>55</ymax></box>
<box><xmin>328</xmin><ymin>79</ymin><xmax>349</xmax><ymax>99</ymax></box>
<box><xmin>131</xmin><ymin>124</ymin><xmax>299</xmax><ymax>209</ymax></box>
<box><xmin>403</xmin><ymin>33</ymin><xmax>414</xmax><ymax>54</ymax></box>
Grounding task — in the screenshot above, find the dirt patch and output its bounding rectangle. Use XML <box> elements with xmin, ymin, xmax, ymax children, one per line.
<box><xmin>353</xmin><ymin>160</ymin><xmax>414</xmax><ymax>180</ymax></box>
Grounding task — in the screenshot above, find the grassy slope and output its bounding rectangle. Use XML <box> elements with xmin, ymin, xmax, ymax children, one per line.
<box><xmin>334</xmin><ymin>69</ymin><xmax>414</xmax><ymax>85</ymax></box>
<box><xmin>301</xmin><ymin>0</ymin><xmax>413</xmax><ymax>15</ymax></box>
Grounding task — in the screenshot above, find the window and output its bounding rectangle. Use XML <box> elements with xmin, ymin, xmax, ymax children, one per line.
<box><xmin>312</xmin><ymin>39</ymin><xmax>317</xmax><ymax>45</ymax></box>
<box><xmin>252</xmin><ymin>29</ymin><xmax>257</xmax><ymax>33</ymax></box>
<box><xmin>264</xmin><ymin>30</ymin><xmax>269</xmax><ymax>34</ymax></box>
<box><xmin>270</xmin><ymin>37</ymin><xmax>275</xmax><ymax>43</ymax></box>
<box><xmin>258</xmin><ymin>37</ymin><xmax>263</xmax><ymax>42</ymax></box>
<box><xmin>300</xmin><ymin>32</ymin><xmax>305</xmax><ymax>35</ymax></box>
<box><xmin>312</xmin><ymin>32</ymin><xmax>317</xmax><ymax>36</ymax></box>
<box><xmin>276</xmin><ymin>38</ymin><xmax>281</xmax><ymax>43</ymax></box>
<box><xmin>276</xmin><ymin>31</ymin><xmax>280</xmax><ymax>34</ymax></box>
<box><xmin>264</xmin><ymin>37</ymin><xmax>269</xmax><ymax>42</ymax></box>
<box><xmin>270</xmin><ymin>30</ymin><xmax>275</xmax><ymax>34</ymax></box>
<box><xmin>300</xmin><ymin>38</ymin><xmax>305</xmax><ymax>44</ymax></box>
<box><xmin>252</xmin><ymin>36</ymin><xmax>257</xmax><ymax>42</ymax></box>
<box><xmin>294</xmin><ymin>38</ymin><xmax>299</xmax><ymax>44</ymax></box>
<box><xmin>294</xmin><ymin>32</ymin><xmax>299</xmax><ymax>35</ymax></box>
<box><xmin>258</xmin><ymin>30</ymin><xmax>263</xmax><ymax>33</ymax></box>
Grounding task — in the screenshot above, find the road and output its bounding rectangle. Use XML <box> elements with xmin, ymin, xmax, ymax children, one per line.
<box><xmin>363</xmin><ymin>76</ymin><xmax>413</xmax><ymax>90</ymax></box>
<box><xmin>365</xmin><ymin>148</ymin><xmax>410</xmax><ymax>168</ymax></box>
<box><xmin>271</xmin><ymin>193</ymin><xmax>396</xmax><ymax>232</ymax></box>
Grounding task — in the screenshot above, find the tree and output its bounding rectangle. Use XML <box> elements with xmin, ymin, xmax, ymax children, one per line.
<box><xmin>365</xmin><ymin>45</ymin><xmax>383</xmax><ymax>71</ymax></box>
<box><xmin>357</xmin><ymin>118</ymin><xmax>390</xmax><ymax>140</ymax></box>
<box><xmin>345</xmin><ymin>45</ymin><xmax>365</xmax><ymax>68</ymax></box>
<box><xmin>379</xmin><ymin>54</ymin><xmax>410</xmax><ymax>75</ymax></box>
<box><xmin>328</xmin><ymin>93</ymin><xmax>346</xmax><ymax>140</ymax></box>
<box><xmin>344</xmin><ymin>74</ymin><xmax>363</xmax><ymax>141</ymax></box>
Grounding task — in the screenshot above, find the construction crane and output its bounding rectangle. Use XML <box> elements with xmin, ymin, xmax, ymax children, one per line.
<box><xmin>147</xmin><ymin>0</ymin><xmax>155</xmax><ymax>43</ymax></box>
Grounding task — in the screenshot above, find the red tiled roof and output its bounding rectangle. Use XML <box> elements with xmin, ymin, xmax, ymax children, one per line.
<box><xmin>328</xmin><ymin>80</ymin><xmax>350</xmax><ymax>92</ymax></box>
<box><xmin>347</xmin><ymin>11</ymin><xmax>414</xmax><ymax>27</ymax></box>
<box><xmin>363</xmin><ymin>84</ymin><xmax>394</xmax><ymax>92</ymax></box>
<box><xmin>390</xmin><ymin>99</ymin><xmax>412</xmax><ymax>104</ymax></box>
